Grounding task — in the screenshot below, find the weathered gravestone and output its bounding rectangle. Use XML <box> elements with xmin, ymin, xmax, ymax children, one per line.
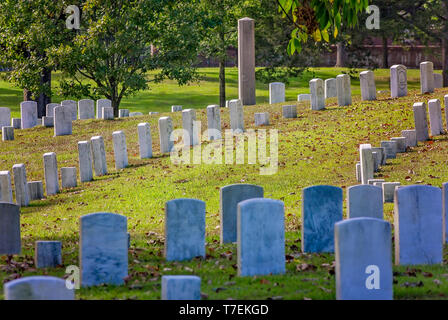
<box><xmin>373</xmin><ymin>181</ymin><xmax>385</xmax><ymax>189</ymax></box>
<box><xmin>390</xmin><ymin>65</ymin><xmax>407</xmax><ymax>98</ymax></box>
<box><xmin>35</xmin><ymin>241</ymin><xmax>62</xmax><ymax>268</ymax></box>
<box><xmin>269</xmin><ymin>82</ymin><xmax>285</xmax><ymax>104</ymax></box>
<box><xmin>229</xmin><ymin>99</ymin><xmax>244</xmax><ymax>133</ymax></box>
<box><xmin>360</xmin><ymin>71</ymin><xmax>377</xmax><ymax>101</ymax></box>
<box><xmin>434</xmin><ymin>73</ymin><xmax>443</xmax><ymax>88</ymax></box>
<box><xmin>12</xmin><ymin>164</ymin><xmax>29</xmax><ymax>207</ymax></box>
<box><xmin>347</xmin><ymin>185</ymin><xmax>383</xmax><ymax>219</ymax></box>
<box><xmin>20</xmin><ymin>101</ymin><xmax>38</xmax><ymax>129</ymax></box>
<box><xmin>54</xmin><ymin>106</ymin><xmax>72</xmax><ymax>136</ymax></box>
<box><xmin>309</xmin><ymin>78</ymin><xmax>325</xmax><ymax>110</ymax></box>
<box><xmin>420</xmin><ymin>61</ymin><xmax>434</xmax><ymax>94</ymax></box>
<box><xmin>206</xmin><ymin>105</ymin><xmax>221</xmax><ymax>140</ymax></box>
<box><xmin>129</xmin><ymin>112</ymin><xmax>143</xmax><ymax>117</ymax></box>
<box><xmin>445</xmin><ymin>95</ymin><xmax>448</xmax><ymax>131</ymax></box>
<box><xmin>443</xmin><ymin>183</ymin><xmax>448</xmax><ymax>244</ymax></box>
<box><xmin>394</xmin><ymin>185</ymin><xmax>443</xmax><ymax>265</ymax></box>
<box><xmin>355</xmin><ymin>163</ymin><xmax>361</xmax><ymax>183</ymax></box>
<box><xmin>78</xmin><ymin>99</ymin><xmax>95</xmax><ymax>120</ymax></box>
<box><xmin>220</xmin><ymin>184</ymin><xmax>264</xmax><ymax>244</ymax></box>
<box><xmin>42</xmin><ymin>117</ymin><xmax>54</xmax><ymax>128</ymax></box>
<box><xmin>371</xmin><ymin>151</ymin><xmax>381</xmax><ymax>171</ymax></box>
<box><xmin>335</xmin><ymin>218</ymin><xmax>393</xmax><ymax>300</ymax></box>
<box><xmin>78</xmin><ymin>141</ymin><xmax>93</xmax><ymax>183</ymax></box>
<box><xmin>368</xmin><ymin>179</ymin><xmax>385</xmax><ymax>185</ymax></box>
<box><xmin>325</xmin><ymin>78</ymin><xmax>337</xmax><ymax>99</ymax></box>
<box><xmin>112</xmin><ymin>131</ymin><xmax>128</xmax><ymax>169</ymax></box>
<box><xmin>237</xmin><ymin>198</ymin><xmax>285</xmax><ymax>276</ymax></box>
<box><xmin>413</xmin><ymin>102</ymin><xmax>429</xmax><ymax>142</ymax></box>
<box><xmin>165</xmin><ymin>199</ymin><xmax>205</xmax><ymax>261</ymax></box>
<box><xmin>297</xmin><ymin>94</ymin><xmax>311</xmax><ymax>102</ymax></box>
<box><xmin>61</xmin><ymin>100</ymin><xmax>77</xmax><ymax>121</ymax></box>
<box><xmin>43</xmin><ymin>152</ymin><xmax>59</xmax><ymax>196</ymax></box>
<box><xmin>27</xmin><ymin>181</ymin><xmax>44</xmax><ymax>200</ymax></box>
<box><xmin>90</xmin><ymin>136</ymin><xmax>108</xmax><ymax>176</ymax></box>
<box><xmin>61</xmin><ymin>167</ymin><xmax>77</xmax><ymax>189</ymax></box>
<box><xmin>46</xmin><ymin>103</ymin><xmax>59</xmax><ymax>118</ymax></box>
<box><xmin>118</xmin><ymin>109</ymin><xmax>129</xmax><ymax>118</ymax></box>
<box><xmin>102</xmin><ymin>107</ymin><xmax>114</xmax><ymax>120</ymax></box>
<box><xmin>0</xmin><ymin>171</ymin><xmax>13</xmax><ymax>203</ymax></box>
<box><xmin>336</xmin><ymin>74</ymin><xmax>352</xmax><ymax>106</ymax></box>
<box><xmin>4</xmin><ymin>276</ymin><xmax>74</xmax><ymax>300</ymax></box>
<box><xmin>238</xmin><ymin>17</ymin><xmax>256</xmax><ymax>106</ymax></box>
<box><xmin>282</xmin><ymin>105</ymin><xmax>297</xmax><ymax>119</ymax></box>
<box><xmin>302</xmin><ymin>185</ymin><xmax>343</xmax><ymax>253</ymax></box>
<box><xmin>428</xmin><ymin>99</ymin><xmax>444</xmax><ymax>136</ymax></box>
<box><xmin>11</xmin><ymin>118</ymin><xmax>21</xmax><ymax>129</ymax></box>
<box><xmin>401</xmin><ymin>130</ymin><xmax>417</xmax><ymax>148</ymax></box>
<box><xmin>254</xmin><ymin>113</ymin><xmax>269</xmax><ymax>126</ymax></box>
<box><xmin>0</xmin><ymin>202</ymin><xmax>21</xmax><ymax>255</ymax></box>
<box><xmin>390</xmin><ymin>137</ymin><xmax>407</xmax><ymax>153</ymax></box>
<box><xmin>137</xmin><ymin>123</ymin><xmax>153</xmax><ymax>159</ymax></box>
<box><xmin>96</xmin><ymin>99</ymin><xmax>112</xmax><ymax>119</ymax></box>
<box><xmin>182</xmin><ymin>109</ymin><xmax>199</xmax><ymax>146</ymax></box>
<box><xmin>158</xmin><ymin>117</ymin><xmax>174</xmax><ymax>154</ymax></box>
<box><xmin>2</xmin><ymin>126</ymin><xmax>14</xmax><ymax>141</ymax></box>
<box><xmin>80</xmin><ymin>212</ymin><xmax>128</xmax><ymax>286</ymax></box>
<box><xmin>381</xmin><ymin>141</ymin><xmax>397</xmax><ymax>159</ymax></box>
<box><xmin>371</xmin><ymin>151</ymin><xmax>379</xmax><ymax>172</ymax></box>
<box><xmin>0</xmin><ymin>107</ymin><xmax>11</xmax><ymax>128</ymax></box>
<box><xmin>161</xmin><ymin>275</ymin><xmax>201</xmax><ymax>300</ymax></box>
<box><xmin>171</xmin><ymin>105</ymin><xmax>183</xmax><ymax>112</ymax></box>
<box><xmin>383</xmin><ymin>182</ymin><xmax>400</xmax><ymax>203</ymax></box>
<box><xmin>359</xmin><ymin>144</ymin><xmax>374</xmax><ymax>184</ymax></box>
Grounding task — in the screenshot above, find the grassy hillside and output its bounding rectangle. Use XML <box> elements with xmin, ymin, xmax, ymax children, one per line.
<box><xmin>0</xmin><ymin>69</ymin><xmax>448</xmax><ymax>300</ymax></box>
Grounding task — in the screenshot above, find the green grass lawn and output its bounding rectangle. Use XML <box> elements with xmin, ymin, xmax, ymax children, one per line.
<box><xmin>0</xmin><ymin>67</ymin><xmax>436</xmax><ymax>117</ymax></box>
<box><xmin>1</xmin><ymin>68</ymin><xmax>448</xmax><ymax>300</ymax></box>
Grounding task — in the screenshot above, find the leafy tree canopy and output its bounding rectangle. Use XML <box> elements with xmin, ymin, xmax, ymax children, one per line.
<box><xmin>277</xmin><ymin>0</ymin><xmax>369</xmax><ymax>54</ymax></box>
<box><xmin>51</xmin><ymin>0</ymin><xmax>203</xmax><ymax>113</ymax></box>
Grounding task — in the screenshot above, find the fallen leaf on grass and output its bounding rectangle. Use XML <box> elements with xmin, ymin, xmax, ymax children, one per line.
<box><xmin>401</xmin><ymin>281</ymin><xmax>424</xmax><ymax>288</ymax></box>
<box><xmin>297</xmin><ymin>263</ymin><xmax>317</xmax><ymax>272</ymax></box>
<box><xmin>319</xmin><ymin>286</ymin><xmax>331</xmax><ymax>293</ymax></box>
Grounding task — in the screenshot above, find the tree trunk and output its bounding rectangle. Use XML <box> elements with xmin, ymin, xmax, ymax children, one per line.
<box><xmin>382</xmin><ymin>36</ymin><xmax>389</xmax><ymax>69</ymax></box>
<box><xmin>219</xmin><ymin>58</ymin><xmax>226</xmax><ymax>108</ymax></box>
<box><xmin>443</xmin><ymin>2</ymin><xmax>448</xmax><ymax>87</ymax></box>
<box><xmin>111</xmin><ymin>96</ymin><xmax>120</xmax><ymax>118</ymax></box>
<box><xmin>37</xmin><ymin>69</ymin><xmax>51</xmax><ymax>118</ymax></box>
<box><xmin>23</xmin><ymin>89</ymin><xmax>33</xmax><ymax>101</ymax></box>
<box><xmin>335</xmin><ymin>42</ymin><xmax>346</xmax><ymax>68</ymax></box>
<box><xmin>443</xmin><ymin>38</ymin><xmax>448</xmax><ymax>87</ymax></box>
<box><xmin>23</xmin><ymin>69</ymin><xmax>52</xmax><ymax>118</ymax></box>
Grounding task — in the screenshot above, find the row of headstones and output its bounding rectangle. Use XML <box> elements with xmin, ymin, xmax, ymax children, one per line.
<box><xmin>3</xmin><ymin>274</ymin><xmax>201</xmax><ymax>300</ymax></box>
<box><xmin>356</xmin><ymin>96</ymin><xmax>448</xmax><ymax>203</ymax></box>
<box><xmin>0</xmin><ymin>60</ymin><xmax>443</xmax><ymax>136</ymax></box>
<box><xmin>2</xmin><ymin>98</ymin><xmax>272</xmax><ymax>145</ymax></box>
<box><xmin>0</xmin><ymin>99</ymin><xmax>154</xmax><ymax>141</ymax></box>
<box><xmin>3</xmin><ymin>83</ymin><xmax>444</xmax><ymax>208</ymax></box>
<box><xmin>3</xmin><ymin>181</ymin><xmax>447</xmax><ymax>300</ymax></box>
<box><xmin>0</xmin><ymin>98</ymin><xmax>272</xmax><ymax>207</ymax></box>
<box><xmin>268</xmin><ymin>75</ymin><xmax>351</xmax><ymax>110</ymax></box>
<box><xmin>286</xmin><ymin>61</ymin><xmax>443</xmax><ymax>113</ymax></box>
<box><xmin>0</xmin><ymin>160</ymin><xmax>79</xmax><ymax>207</ymax></box>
